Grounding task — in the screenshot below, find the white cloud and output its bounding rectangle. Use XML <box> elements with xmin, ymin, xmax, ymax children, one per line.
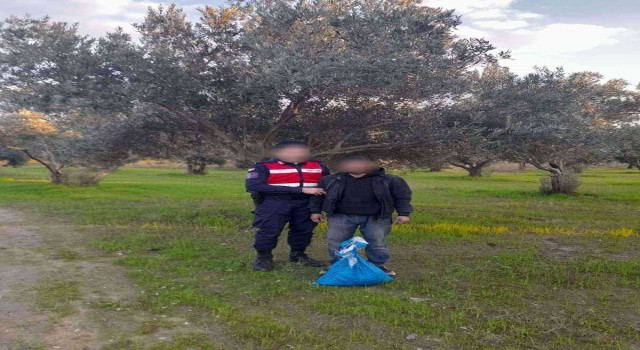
<box><xmin>502</xmin><ymin>24</ymin><xmax>637</xmax><ymax>83</ymax></box>
<box><xmin>521</xmin><ymin>24</ymin><xmax>629</xmax><ymax>55</ymax></box>
<box><xmin>425</xmin><ymin>0</ymin><xmax>515</xmax><ymax>14</ymax></box>
<box><xmin>424</xmin><ymin>0</ymin><xmax>639</xmax><ymax>83</ymax></box>
<box><xmin>515</xmin><ymin>12</ymin><xmax>544</xmax><ymax>20</ymax></box>
<box><xmin>463</xmin><ymin>9</ymin><xmax>507</xmax><ymax>20</ymax></box>
<box><xmin>423</xmin><ymin>0</ymin><xmax>543</xmax><ymax>33</ymax></box>
<box><xmin>474</xmin><ymin>20</ymin><xmax>529</xmax><ymax>30</ymax></box>
<box><xmin>0</xmin><ymin>0</ymin><xmax>206</xmax><ymax>37</ymax></box>
<box><xmin>455</xmin><ymin>26</ymin><xmax>492</xmax><ymax>39</ymax></box>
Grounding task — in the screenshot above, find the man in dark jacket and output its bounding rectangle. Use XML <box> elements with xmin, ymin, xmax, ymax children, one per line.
<box><xmin>246</xmin><ymin>141</ymin><xmax>330</xmax><ymax>271</ymax></box>
<box><xmin>309</xmin><ymin>156</ymin><xmax>412</xmax><ymax>276</ymax></box>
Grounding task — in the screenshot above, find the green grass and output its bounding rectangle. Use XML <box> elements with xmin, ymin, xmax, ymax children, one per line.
<box><xmin>1</xmin><ymin>165</ymin><xmax>639</xmax><ymax>349</ymax></box>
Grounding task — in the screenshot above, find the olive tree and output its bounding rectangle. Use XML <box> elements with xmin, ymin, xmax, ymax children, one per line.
<box><xmin>505</xmin><ymin>69</ymin><xmax>640</xmax><ymax>193</ymax></box>
<box><xmin>612</xmin><ymin>124</ymin><xmax>640</xmax><ymax>170</ymax></box>
<box><xmin>115</xmin><ymin>0</ymin><xmax>497</xmax><ymax>165</ymax></box>
<box><xmin>438</xmin><ymin>65</ymin><xmax>518</xmax><ymax>176</ymax></box>
<box><xmin>0</xmin><ymin>17</ymin><xmax>138</xmax><ymax>183</ymax></box>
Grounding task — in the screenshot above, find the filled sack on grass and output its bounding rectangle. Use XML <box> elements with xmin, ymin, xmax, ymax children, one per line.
<box><xmin>315</xmin><ymin>237</ymin><xmax>393</xmax><ymax>287</ymax></box>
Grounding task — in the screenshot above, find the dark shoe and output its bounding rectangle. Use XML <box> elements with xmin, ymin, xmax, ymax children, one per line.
<box><xmin>377</xmin><ymin>265</ymin><xmax>396</xmax><ymax>277</ymax></box>
<box><xmin>289</xmin><ymin>251</ymin><xmax>326</xmax><ymax>267</ymax></box>
<box><xmin>253</xmin><ymin>250</ymin><xmax>274</xmax><ymax>271</ymax></box>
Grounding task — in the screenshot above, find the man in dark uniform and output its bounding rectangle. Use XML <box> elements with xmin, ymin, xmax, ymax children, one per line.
<box><xmin>245</xmin><ymin>141</ymin><xmax>330</xmax><ymax>271</ymax></box>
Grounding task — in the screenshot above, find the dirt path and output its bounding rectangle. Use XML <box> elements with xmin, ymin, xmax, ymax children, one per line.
<box><xmin>0</xmin><ymin>208</ymin><xmax>185</xmax><ymax>350</ymax></box>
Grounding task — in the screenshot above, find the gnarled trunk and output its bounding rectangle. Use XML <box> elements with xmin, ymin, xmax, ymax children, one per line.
<box><xmin>186</xmin><ymin>159</ymin><xmax>208</xmax><ymax>175</ymax></box>
<box><xmin>20</xmin><ymin>148</ymin><xmax>65</xmax><ymax>184</ymax></box>
<box><xmin>49</xmin><ymin>169</ymin><xmax>64</xmax><ymax>184</ymax></box>
<box><xmin>549</xmin><ymin>170</ymin><xmax>563</xmax><ymax>193</ymax></box>
<box><xmin>468</xmin><ymin>165</ymin><xmax>485</xmax><ymax>177</ymax></box>
<box><xmin>518</xmin><ymin>161</ymin><xmax>527</xmax><ymax>170</ymax></box>
<box><xmin>450</xmin><ymin>159</ymin><xmax>492</xmax><ymax>177</ymax></box>
<box><xmin>533</xmin><ymin>160</ymin><xmax>581</xmax><ymax>194</ymax></box>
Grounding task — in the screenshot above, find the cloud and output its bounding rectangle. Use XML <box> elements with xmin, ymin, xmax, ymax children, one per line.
<box><xmin>424</xmin><ymin>0</ymin><xmax>638</xmax><ymax>83</ymax></box>
<box><xmin>0</xmin><ymin>0</ymin><xmax>207</xmax><ymax>37</ymax></box>
<box><xmin>455</xmin><ymin>26</ymin><xmax>492</xmax><ymax>39</ymax></box>
<box><xmin>425</xmin><ymin>0</ymin><xmax>515</xmax><ymax>14</ymax></box>
<box><xmin>423</xmin><ymin>0</ymin><xmax>543</xmax><ymax>33</ymax></box>
<box><xmin>474</xmin><ymin>20</ymin><xmax>529</xmax><ymax>30</ymax></box>
<box><xmin>424</xmin><ymin>0</ymin><xmax>536</xmax><ymax>23</ymax></box>
<box><xmin>520</xmin><ymin>24</ymin><xmax>630</xmax><ymax>55</ymax></box>
<box><xmin>464</xmin><ymin>9</ymin><xmax>507</xmax><ymax>20</ymax></box>
<box><xmin>502</xmin><ymin>23</ymin><xmax>637</xmax><ymax>83</ymax></box>
<box><xmin>515</xmin><ymin>12</ymin><xmax>543</xmax><ymax>20</ymax></box>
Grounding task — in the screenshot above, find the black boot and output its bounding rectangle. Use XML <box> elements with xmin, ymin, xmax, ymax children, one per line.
<box><xmin>253</xmin><ymin>250</ymin><xmax>274</xmax><ymax>271</ymax></box>
<box><xmin>289</xmin><ymin>251</ymin><xmax>325</xmax><ymax>267</ymax></box>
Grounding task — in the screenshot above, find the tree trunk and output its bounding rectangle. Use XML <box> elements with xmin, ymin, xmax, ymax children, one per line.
<box><xmin>635</xmin><ymin>158</ymin><xmax>640</xmax><ymax>170</ymax></box>
<box><xmin>518</xmin><ymin>161</ymin><xmax>526</xmax><ymax>170</ymax></box>
<box><xmin>550</xmin><ymin>173</ymin><xmax>562</xmax><ymax>193</ymax></box>
<box><xmin>468</xmin><ymin>165</ymin><xmax>484</xmax><ymax>177</ymax></box>
<box><xmin>449</xmin><ymin>161</ymin><xmax>486</xmax><ymax>177</ymax></box>
<box><xmin>50</xmin><ymin>169</ymin><xmax>64</xmax><ymax>184</ymax></box>
<box><xmin>186</xmin><ymin>159</ymin><xmax>207</xmax><ymax>175</ymax></box>
<box><xmin>20</xmin><ymin>149</ymin><xmax>64</xmax><ymax>184</ymax></box>
<box><xmin>546</xmin><ymin>167</ymin><xmax>580</xmax><ymax>194</ymax></box>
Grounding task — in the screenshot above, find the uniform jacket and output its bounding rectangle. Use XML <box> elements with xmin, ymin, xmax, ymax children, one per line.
<box><xmin>245</xmin><ymin>159</ymin><xmax>330</xmax><ymax>196</ymax></box>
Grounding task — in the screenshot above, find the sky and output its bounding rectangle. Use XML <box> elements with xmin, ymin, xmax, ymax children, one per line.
<box><xmin>1</xmin><ymin>0</ymin><xmax>638</xmax><ymax>85</ymax></box>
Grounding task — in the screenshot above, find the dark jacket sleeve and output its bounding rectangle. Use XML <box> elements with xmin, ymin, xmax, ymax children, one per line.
<box><xmin>309</xmin><ymin>176</ymin><xmax>329</xmax><ymax>213</ymax></box>
<box><xmin>389</xmin><ymin>176</ymin><xmax>413</xmax><ymax>216</ymax></box>
<box><xmin>319</xmin><ymin>161</ymin><xmax>331</xmax><ymax>176</ymax></box>
<box><xmin>245</xmin><ymin>163</ymin><xmax>303</xmax><ymax>194</ymax></box>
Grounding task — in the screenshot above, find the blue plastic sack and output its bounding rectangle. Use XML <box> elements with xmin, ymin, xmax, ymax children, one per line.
<box><xmin>315</xmin><ymin>237</ymin><xmax>394</xmax><ymax>287</ymax></box>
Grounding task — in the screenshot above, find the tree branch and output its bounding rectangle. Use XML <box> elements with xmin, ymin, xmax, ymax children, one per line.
<box><xmin>449</xmin><ymin>161</ymin><xmax>471</xmax><ymax>170</ymax></box>
<box><xmin>313</xmin><ymin>141</ymin><xmax>421</xmax><ymax>157</ymax></box>
<box><xmin>19</xmin><ymin>148</ymin><xmax>56</xmax><ymax>174</ymax></box>
<box><xmin>157</xmin><ymin>103</ymin><xmax>247</xmax><ymax>158</ymax></box>
<box><xmin>261</xmin><ymin>96</ymin><xmax>306</xmax><ymax>149</ymax></box>
<box><xmin>330</xmin><ymin>122</ymin><xmax>395</xmax><ymax>151</ymax></box>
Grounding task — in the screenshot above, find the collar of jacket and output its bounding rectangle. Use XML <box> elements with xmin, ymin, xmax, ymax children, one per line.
<box><xmin>273</xmin><ymin>159</ymin><xmax>308</xmax><ymax>166</ymax></box>
<box><xmin>335</xmin><ymin>167</ymin><xmax>386</xmax><ymax>179</ymax></box>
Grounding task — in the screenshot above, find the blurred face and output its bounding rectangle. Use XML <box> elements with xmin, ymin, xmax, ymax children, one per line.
<box><xmin>339</xmin><ymin>159</ymin><xmax>378</xmax><ymax>175</ymax></box>
<box><xmin>272</xmin><ymin>145</ymin><xmax>311</xmax><ymax>163</ymax></box>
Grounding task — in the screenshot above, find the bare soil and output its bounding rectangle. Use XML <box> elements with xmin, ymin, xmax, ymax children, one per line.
<box><xmin>0</xmin><ymin>208</ymin><xmax>200</xmax><ymax>350</ymax></box>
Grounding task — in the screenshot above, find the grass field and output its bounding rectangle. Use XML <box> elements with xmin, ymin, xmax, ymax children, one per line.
<box><xmin>0</xmin><ymin>166</ymin><xmax>639</xmax><ymax>349</ymax></box>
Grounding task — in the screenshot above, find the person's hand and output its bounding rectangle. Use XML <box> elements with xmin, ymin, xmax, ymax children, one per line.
<box><xmin>302</xmin><ymin>188</ymin><xmax>326</xmax><ymax>195</ymax></box>
<box><xmin>394</xmin><ymin>216</ymin><xmax>410</xmax><ymax>225</ymax></box>
<box><xmin>310</xmin><ymin>213</ymin><xmax>325</xmax><ymax>223</ymax></box>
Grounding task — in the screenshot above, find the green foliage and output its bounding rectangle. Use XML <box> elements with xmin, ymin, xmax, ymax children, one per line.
<box><xmin>506</xmin><ymin>69</ymin><xmax>637</xmax><ymax>172</ymax></box>
<box><xmin>0</xmin><ymin>148</ymin><xmax>28</xmax><ymax>167</ymax></box>
<box><xmin>90</xmin><ymin>1</ymin><xmax>498</xmax><ymax>164</ymax></box>
<box><xmin>613</xmin><ymin>124</ymin><xmax>640</xmax><ymax>170</ymax></box>
<box><xmin>59</xmin><ymin>167</ymin><xmax>104</xmax><ymax>186</ymax></box>
<box><xmin>0</xmin><ymin>18</ymin><xmax>138</xmax><ymax>183</ymax></box>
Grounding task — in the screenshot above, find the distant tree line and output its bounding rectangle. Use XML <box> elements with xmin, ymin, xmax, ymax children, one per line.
<box><xmin>0</xmin><ymin>0</ymin><xmax>638</xmax><ymax>192</ymax></box>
